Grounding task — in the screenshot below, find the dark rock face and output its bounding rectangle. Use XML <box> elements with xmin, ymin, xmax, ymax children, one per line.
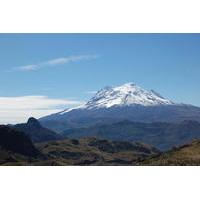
<box><xmin>0</xmin><ymin>125</ymin><xmax>39</xmax><ymax>157</ymax></box>
<box><xmin>14</xmin><ymin>117</ymin><xmax>63</xmax><ymax>143</ymax></box>
<box><xmin>27</xmin><ymin>117</ymin><xmax>41</xmax><ymax>128</ymax></box>
<box><xmin>70</xmin><ymin>139</ymin><xmax>79</xmax><ymax>145</ymax></box>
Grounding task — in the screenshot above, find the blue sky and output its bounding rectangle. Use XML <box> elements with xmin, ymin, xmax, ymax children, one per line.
<box><xmin>0</xmin><ymin>34</ymin><xmax>200</xmax><ymax>123</ymax></box>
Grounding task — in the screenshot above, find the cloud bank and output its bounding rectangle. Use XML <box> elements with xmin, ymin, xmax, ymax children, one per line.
<box><xmin>12</xmin><ymin>54</ymin><xmax>98</xmax><ymax>72</ymax></box>
<box><xmin>0</xmin><ymin>96</ymin><xmax>83</xmax><ymax>124</ymax></box>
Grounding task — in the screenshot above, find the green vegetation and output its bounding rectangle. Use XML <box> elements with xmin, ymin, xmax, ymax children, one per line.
<box><xmin>35</xmin><ymin>138</ymin><xmax>159</xmax><ymax>166</ymax></box>
<box><xmin>0</xmin><ymin>137</ymin><xmax>159</xmax><ymax>166</ymax></box>
<box><xmin>1</xmin><ymin>119</ymin><xmax>200</xmax><ymax>166</ymax></box>
<box><xmin>2</xmin><ymin>136</ymin><xmax>200</xmax><ymax>166</ymax></box>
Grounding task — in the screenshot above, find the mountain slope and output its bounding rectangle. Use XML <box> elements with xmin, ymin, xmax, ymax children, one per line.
<box><xmin>40</xmin><ymin>83</ymin><xmax>200</xmax><ymax>132</ymax></box>
<box><xmin>0</xmin><ymin>135</ymin><xmax>159</xmax><ymax>166</ymax></box>
<box><xmin>0</xmin><ymin>125</ymin><xmax>40</xmax><ymax>158</ymax></box>
<box><xmin>141</xmin><ymin>140</ymin><xmax>200</xmax><ymax>166</ymax></box>
<box><xmin>14</xmin><ymin>117</ymin><xmax>63</xmax><ymax>143</ymax></box>
<box><xmin>79</xmin><ymin>83</ymin><xmax>174</xmax><ymax>109</ymax></box>
<box><xmin>62</xmin><ymin>120</ymin><xmax>200</xmax><ymax>151</ymax></box>
<box><xmin>35</xmin><ymin>138</ymin><xmax>159</xmax><ymax>166</ymax></box>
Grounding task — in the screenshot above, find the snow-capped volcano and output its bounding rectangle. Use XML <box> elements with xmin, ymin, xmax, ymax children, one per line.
<box><xmin>40</xmin><ymin>83</ymin><xmax>200</xmax><ymax>133</ymax></box>
<box><xmin>83</xmin><ymin>83</ymin><xmax>173</xmax><ymax>109</ymax></box>
<box><xmin>58</xmin><ymin>82</ymin><xmax>174</xmax><ymax>115</ymax></box>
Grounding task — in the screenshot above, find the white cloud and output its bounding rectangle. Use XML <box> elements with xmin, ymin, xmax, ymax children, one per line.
<box><xmin>0</xmin><ymin>109</ymin><xmax>62</xmax><ymax>125</ymax></box>
<box><xmin>0</xmin><ymin>96</ymin><xmax>83</xmax><ymax>124</ymax></box>
<box><xmin>12</xmin><ymin>54</ymin><xmax>99</xmax><ymax>72</ymax></box>
<box><xmin>15</xmin><ymin>64</ymin><xmax>39</xmax><ymax>71</ymax></box>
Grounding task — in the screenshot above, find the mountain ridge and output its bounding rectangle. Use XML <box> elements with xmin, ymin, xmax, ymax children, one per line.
<box><xmin>39</xmin><ymin>83</ymin><xmax>200</xmax><ymax>132</ymax></box>
<box><xmin>62</xmin><ymin>120</ymin><xmax>200</xmax><ymax>151</ymax></box>
<box><xmin>14</xmin><ymin>117</ymin><xmax>64</xmax><ymax>143</ymax></box>
<box><xmin>62</xmin><ymin>83</ymin><xmax>176</xmax><ymax>113</ymax></box>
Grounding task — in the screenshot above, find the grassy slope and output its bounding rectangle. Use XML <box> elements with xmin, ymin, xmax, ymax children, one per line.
<box><xmin>3</xmin><ymin>137</ymin><xmax>200</xmax><ymax>166</ymax></box>
<box><xmin>0</xmin><ymin>138</ymin><xmax>159</xmax><ymax>166</ymax></box>
<box><xmin>140</xmin><ymin>140</ymin><xmax>200</xmax><ymax>166</ymax></box>
<box><xmin>0</xmin><ymin>148</ymin><xmax>41</xmax><ymax>166</ymax></box>
<box><xmin>35</xmin><ymin>138</ymin><xmax>158</xmax><ymax>166</ymax></box>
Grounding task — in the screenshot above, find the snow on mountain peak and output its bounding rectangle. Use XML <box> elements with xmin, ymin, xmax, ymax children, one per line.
<box><xmin>59</xmin><ymin>83</ymin><xmax>174</xmax><ymax>115</ymax></box>
<box><xmin>84</xmin><ymin>82</ymin><xmax>174</xmax><ymax>109</ymax></box>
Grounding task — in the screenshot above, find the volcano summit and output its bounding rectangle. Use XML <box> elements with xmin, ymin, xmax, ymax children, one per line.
<box><xmin>40</xmin><ymin>83</ymin><xmax>200</xmax><ymax>132</ymax></box>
